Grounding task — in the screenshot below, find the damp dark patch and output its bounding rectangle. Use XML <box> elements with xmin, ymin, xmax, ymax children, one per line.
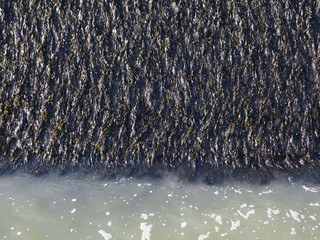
<box><xmin>0</xmin><ymin>0</ymin><xmax>319</xmax><ymax>184</ymax></box>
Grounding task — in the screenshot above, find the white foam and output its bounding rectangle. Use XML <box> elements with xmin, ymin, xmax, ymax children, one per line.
<box><xmin>290</xmin><ymin>227</ymin><xmax>296</xmax><ymax>235</ymax></box>
<box><xmin>181</xmin><ymin>222</ymin><xmax>187</xmax><ymax>228</ymax></box>
<box><xmin>70</xmin><ymin>208</ymin><xmax>76</xmax><ymax>214</ymax></box>
<box><xmin>234</xmin><ymin>188</ymin><xmax>242</xmax><ymax>194</ymax></box>
<box><xmin>71</xmin><ymin>198</ymin><xmax>77</xmax><ymax>202</ymax></box>
<box><xmin>106</xmin><ymin>212</ymin><xmax>110</xmax><ymax>216</ymax></box>
<box><xmin>240</xmin><ymin>204</ymin><xmax>247</xmax><ymax>208</ymax></box>
<box><xmin>303</xmin><ymin>186</ymin><xmax>318</xmax><ymax>193</ymax></box>
<box><xmin>237</xmin><ymin>209</ymin><xmax>255</xmax><ymax>219</ymax></box>
<box><xmin>272</xmin><ymin>209</ymin><xmax>280</xmax><ymax>215</ymax></box>
<box><xmin>310</xmin><ymin>216</ymin><xmax>316</xmax><ymax>221</ymax></box>
<box><xmin>198</xmin><ymin>232</ymin><xmax>210</xmax><ymax>240</ymax></box>
<box><xmin>140</xmin><ymin>223</ymin><xmax>152</xmax><ymax>240</ymax></box>
<box><xmin>98</xmin><ymin>230</ymin><xmax>112</xmax><ymax>240</ymax></box>
<box><xmin>107</xmin><ymin>221</ymin><xmax>112</xmax><ymax>226</ymax></box>
<box><xmin>259</xmin><ymin>190</ymin><xmax>273</xmax><ymax>195</ymax></box>
<box><xmin>309</xmin><ymin>202</ymin><xmax>320</xmax><ymax>207</ymax></box>
<box><xmin>231</xmin><ymin>220</ymin><xmax>240</xmax><ymax>231</ymax></box>
<box><xmin>215</xmin><ymin>215</ymin><xmax>223</xmax><ymax>225</ymax></box>
<box><xmin>141</xmin><ymin>214</ymin><xmax>148</xmax><ymax>220</ymax></box>
<box><xmin>267</xmin><ymin>208</ymin><xmax>279</xmax><ymax>219</ymax></box>
<box><xmin>290</xmin><ymin>210</ymin><xmax>301</xmax><ymax>222</ymax></box>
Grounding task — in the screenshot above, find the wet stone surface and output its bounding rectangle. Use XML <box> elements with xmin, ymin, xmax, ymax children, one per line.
<box><xmin>0</xmin><ymin>0</ymin><xmax>319</xmax><ymax>183</ymax></box>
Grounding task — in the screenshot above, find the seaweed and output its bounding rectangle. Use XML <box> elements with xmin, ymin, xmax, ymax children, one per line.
<box><xmin>0</xmin><ymin>0</ymin><xmax>319</xmax><ymax>184</ymax></box>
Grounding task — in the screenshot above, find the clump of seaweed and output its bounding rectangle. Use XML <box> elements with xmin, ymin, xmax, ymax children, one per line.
<box><xmin>0</xmin><ymin>0</ymin><xmax>319</xmax><ymax>184</ymax></box>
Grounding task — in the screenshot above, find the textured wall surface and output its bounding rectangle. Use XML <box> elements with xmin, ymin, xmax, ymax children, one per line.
<box><xmin>0</xmin><ymin>0</ymin><xmax>319</xmax><ymax>183</ymax></box>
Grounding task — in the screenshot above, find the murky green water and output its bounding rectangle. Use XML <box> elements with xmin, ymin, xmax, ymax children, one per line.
<box><xmin>0</xmin><ymin>175</ymin><xmax>320</xmax><ymax>240</ymax></box>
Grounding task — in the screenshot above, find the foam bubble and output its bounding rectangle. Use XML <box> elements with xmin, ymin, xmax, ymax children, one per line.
<box><xmin>303</xmin><ymin>186</ymin><xmax>318</xmax><ymax>193</ymax></box>
<box><xmin>290</xmin><ymin>210</ymin><xmax>301</xmax><ymax>222</ymax></box>
<box><xmin>215</xmin><ymin>215</ymin><xmax>223</xmax><ymax>225</ymax></box>
<box><xmin>198</xmin><ymin>232</ymin><xmax>210</xmax><ymax>240</ymax></box>
<box><xmin>140</xmin><ymin>223</ymin><xmax>152</xmax><ymax>240</ymax></box>
<box><xmin>309</xmin><ymin>203</ymin><xmax>320</xmax><ymax>207</ymax></box>
<box><xmin>290</xmin><ymin>227</ymin><xmax>296</xmax><ymax>235</ymax></box>
<box><xmin>98</xmin><ymin>230</ymin><xmax>112</xmax><ymax>240</ymax></box>
<box><xmin>309</xmin><ymin>216</ymin><xmax>316</xmax><ymax>221</ymax></box>
<box><xmin>231</xmin><ymin>220</ymin><xmax>240</xmax><ymax>231</ymax></box>
<box><xmin>181</xmin><ymin>222</ymin><xmax>187</xmax><ymax>228</ymax></box>
<box><xmin>141</xmin><ymin>214</ymin><xmax>148</xmax><ymax>220</ymax></box>
<box><xmin>272</xmin><ymin>209</ymin><xmax>280</xmax><ymax>215</ymax></box>
<box><xmin>237</xmin><ymin>209</ymin><xmax>255</xmax><ymax>220</ymax></box>
<box><xmin>267</xmin><ymin>208</ymin><xmax>279</xmax><ymax>219</ymax></box>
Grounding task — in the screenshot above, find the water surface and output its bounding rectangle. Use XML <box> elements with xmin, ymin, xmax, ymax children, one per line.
<box><xmin>1</xmin><ymin>175</ymin><xmax>320</xmax><ymax>239</ymax></box>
